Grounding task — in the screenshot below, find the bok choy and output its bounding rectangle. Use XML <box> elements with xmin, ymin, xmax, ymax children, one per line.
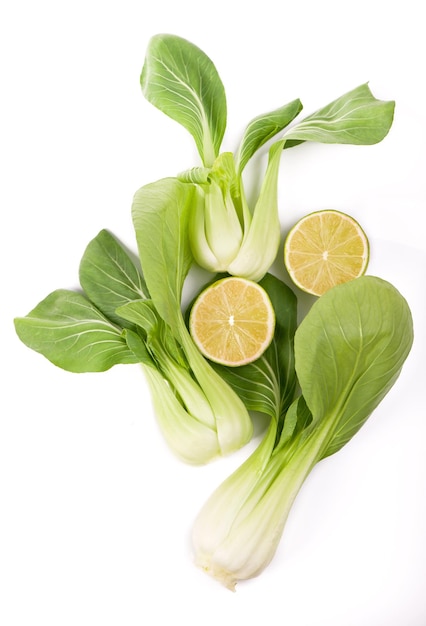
<box><xmin>128</xmin><ymin>176</ymin><xmax>253</xmax><ymax>459</ymax></box>
<box><xmin>13</xmin><ymin>31</ymin><xmax>412</xmax><ymax>590</ymax></box>
<box><xmin>14</xmin><ymin>224</ymin><xmax>252</xmax><ymax>465</ymax></box>
<box><xmin>141</xmin><ymin>34</ymin><xmax>394</xmax><ymax>281</ymax></box>
<box><xmin>192</xmin><ymin>275</ymin><xmax>413</xmax><ymax>590</ymax></box>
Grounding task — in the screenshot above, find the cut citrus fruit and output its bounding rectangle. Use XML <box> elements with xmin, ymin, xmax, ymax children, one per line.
<box><xmin>283</xmin><ymin>209</ymin><xmax>369</xmax><ymax>296</ymax></box>
<box><xmin>189</xmin><ymin>277</ymin><xmax>275</xmax><ymax>367</ymax></box>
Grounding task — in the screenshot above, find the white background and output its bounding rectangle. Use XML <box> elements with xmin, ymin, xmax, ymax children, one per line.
<box><xmin>1</xmin><ymin>1</ymin><xmax>426</xmax><ymax>624</ymax></box>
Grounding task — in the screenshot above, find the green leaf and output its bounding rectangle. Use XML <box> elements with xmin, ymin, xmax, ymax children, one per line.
<box><xmin>131</xmin><ymin>177</ymin><xmax>195</xmax><ymax>336</ymax></box>
<box><xmin>79</xmin><ymin>229</ymin><xmax>149</xmax><ymax>328</ymax></box>
<box><xmin>212</xmin><ymin>273</ymin><xmax>298</xmax><ymax>422</ymax></box>
<box><xmin>117</xmin><ymin>298</ymin><xmax>187</xmax><ymax>368</ymax></box>
<box><xmin>14</xmin><ymin>290</ymin><xmax>139</xmax><ymax>372</ymax></box>
<box><xmin>283</xmin><ymin>83</ymin><xmax>395</xmax><ymax>146</ymax></box>
<box><xmin>275</xmin><ymin>396</ymin><xmax>313</xmax><ymax>451</ymax></box>
<box><xmin>141</xmin><ymin>33</ymin><xmax>227</xmax><ymax>166</ymax></box>
<box><xmin>294</xmin><ymin>276</ymin><xmax>414</xmax><ymax>458</ymax></box>
<box><xmin>117</xmin><ymin>299</ymin><xmax>160</xmax><ymax>336</ymax></box>
<box><xmin>122</xmin><ymin>328</ymin><xmax>156</xmax><ymax>367</ymax></box>
<box><xmin>236</xmin><ymin>98</ymin><xmax>303</xmax><ymax>173</ymax></box>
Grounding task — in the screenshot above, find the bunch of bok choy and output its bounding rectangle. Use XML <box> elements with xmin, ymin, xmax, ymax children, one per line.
<box><xmin>14</xmin><ymin>32</ymin><xmax>413</xmax><ymax>589</ymax></box>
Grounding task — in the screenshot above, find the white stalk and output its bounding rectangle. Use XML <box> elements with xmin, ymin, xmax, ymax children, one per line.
<box><xmin>192</xmin><ymin>415</ymin><xmax>333</xmax><ymax>589</ymax></box>
<box><xmin>177</xmin><ymin>316</ymin><xmax>254</xmax><ymax>456</ymax></box>
<box><xmin>227</xmin><ymin>140</ymin><xmax>284</xmax><ymax>281</ymax></box>
<box><xmin>188</xmin><ymin>186</ymin><xmax>221</xmax><ymax>272</ymax></box>
<box><xmin>142</xmin><ymin>364</ymin><xmax>220</xmax><ymax>465</ymax></box>
<box><xmin>203</xmin><ymin>180</ymin><xmax>243</xmax><ymax>270</ymax></box>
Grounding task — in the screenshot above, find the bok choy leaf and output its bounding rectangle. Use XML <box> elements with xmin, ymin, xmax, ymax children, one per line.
<box><xmin>141</xmin><ymin>34</ymin><xmax>227</xmax><ymax>167</ymax></box>
<box><xmin>236</xmin><ymin>99</ymin><xmax>303</xmax><ymax>174</ymax></box>
<box><xmin>14</xmin><ymin>289</ymin><xmax>139</xmax><ymax>373</ymax></box>
<box><xmin>79</xmin><ymin>229</ymin><xmax>149</xmax><ymax>328</ymax></box>
<box><xmin>283</xmin><ymin>83</ymin><xmax>395</xmax><ymax>146</ymax></box>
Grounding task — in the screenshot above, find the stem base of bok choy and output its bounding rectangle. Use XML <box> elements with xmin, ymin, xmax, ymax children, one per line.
<box><xmin>142</xmin><ymin>364</ymin><xmax>221</xmax><ymax>465</ymax></box>
<box><xmin>191</xmin><ymin>411</ymin><xmax>334</xmax><ymax>590</ymax></box>
<box><xmin>177</xmin><ymin>316</ymin><xmax>254</xmax><ymax>456</ymax></box>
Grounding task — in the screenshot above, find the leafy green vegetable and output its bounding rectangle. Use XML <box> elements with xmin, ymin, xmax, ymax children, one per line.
<box><xmin>14</xmin><ymin>227</ymin><xmax>251</xmax><ymax>464</ymax></box>
<box><xmin>131</xmin><ymin>177</ymin><xmax>194</xmax><ymax>335</ymax></box>
<box><xmin>283</xmin><ymin>83</ymin><xmax>395</xmax><ymax>146</ymax></box>
<box><xmin>14</xmin><ymin>289</ymin><xmax>138</xmax><ymax>373</ymax></box>
<box><xmin>142</xmin><ymin>364</ymin><xmax>220</xmax><ymax>464</ymax></box>
<box><xmin>186</xmin><ymin>142</ymin><xmax>287</xmax><ymax>281</ymax></box>
<box><xmin>226</xmin><ymin>140</ymin><xmax>285</xmax><ymax>281</ymax></box>
<box><xmin>140</xmin><ymin>36</ymin><xmax>395</xmax><ymax>283</ymax></box>
<box><xmin>117</xmin><ymin>299</ymin><xmax>217</xmax><ymax>431</ymax></box>
<box><xmin>295</xmin><ymin>277</ymin><xmax>411</xmax><ymax>459</ymax></box>
<box><xmin>192</xmin><ymin>276</ymin><xmax>413</xmax><ymax>590</ymax></box>
<box><xmin>236</xmin><ymin>99</ymin><xmax>303</xmax><ymax>174</ymax></box>
<box><xmin>190</xmin><ymin>154</ymin><xmax>244</xmax><ymax>273</ymax></box>
<box><xmin>79</xmin><ymin>229</ymin><xmax>149</xmax><ymax>328</ymax></box>
<box><xmin>141</xmin><ymin>34</ymin><xmax>227</xmax><ymax>167</ymax></box>
<box><xmin>13</xmin><ymin>32</ymin><xmax>409</xmax><ymax>591</ymax></box>
<box><xmin>131</xmin><ymin>177</ymin><xmax>253</xmax><ymax>457</ymax></box>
